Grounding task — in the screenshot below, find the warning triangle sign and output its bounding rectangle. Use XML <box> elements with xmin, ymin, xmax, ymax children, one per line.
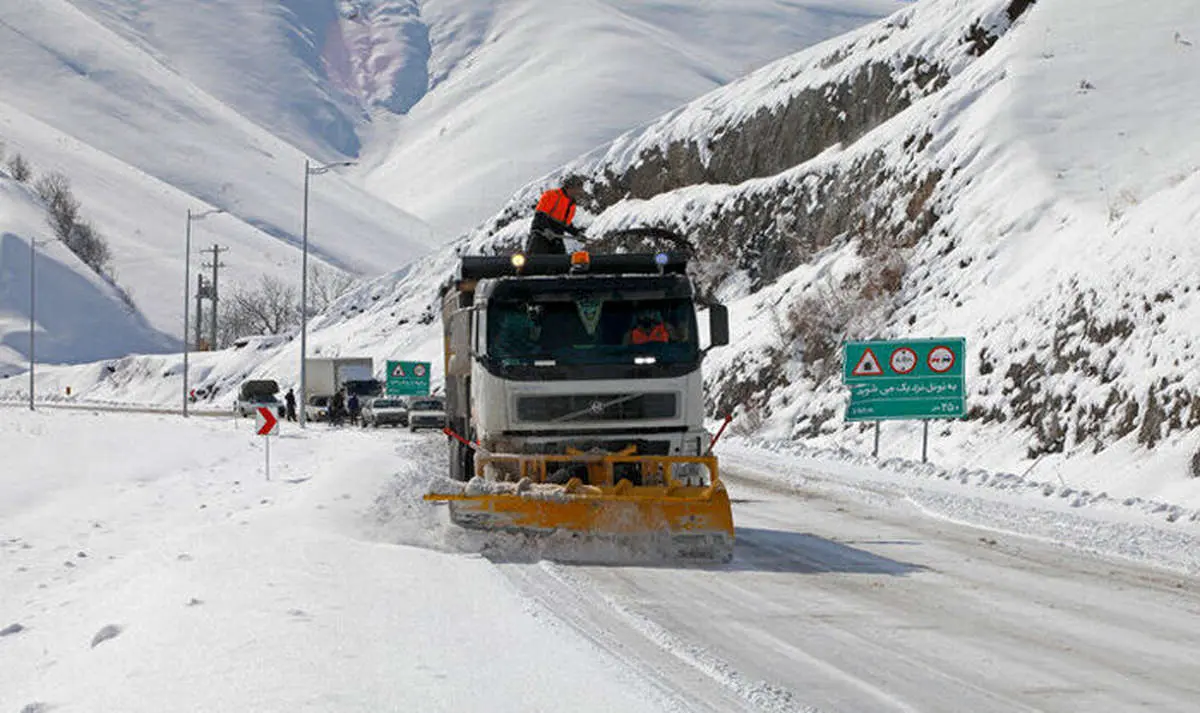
<box><xmin>851</xmin><ymin>348</ymin><xmax>884</xmax><ymax>377</ymax></box>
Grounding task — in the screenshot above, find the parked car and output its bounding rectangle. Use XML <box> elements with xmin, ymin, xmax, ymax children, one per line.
<box><xmin>361</xmin><ymin>397</ymin><xmax>408</xmax><ymax>428</ymax></box>
<box><xmin>305</xmin><ymin>395</ymin><xmax>331</xmax><ymax>422</ymax></box>
<box><xmin>235</xmin><ymin>379</ymin><xmax>283</xmax><ymax>418</ymax></box>
<box><xmin>406</xmin><ymin>397</ymin><xmax>445</xmax><ymax>432</ymax></box>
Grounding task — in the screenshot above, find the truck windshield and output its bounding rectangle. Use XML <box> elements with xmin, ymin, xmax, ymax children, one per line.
<box><xmin>487</xmin><ymin>297</ymin><xmax>699</xmax><ymax>366</ymax></box>
<box><xmin>344</xmin><ymin>379</ymin><xmax>382</xmax><ymax>397</ymax></box>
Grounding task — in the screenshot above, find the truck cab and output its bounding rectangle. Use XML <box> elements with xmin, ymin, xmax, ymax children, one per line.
<box><xmin>442</xmin><ymin>252</ymin><xmax>728</xmax><ymax>481</ymax></box>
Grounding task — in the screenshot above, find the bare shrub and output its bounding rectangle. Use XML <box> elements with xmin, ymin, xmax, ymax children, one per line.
<box><xmin>219</xmin><ymin>275</ymin><xmax>300</xmax><ymax>346</ymax></box>
<box><xmin>786</xmin><ymin>283</ymin><xmax>858</xmax><ymax>378</ymax></box>
<box><xmin>1191</xmin><ymin>448</ymin><xmax>1200</xmax><ymax>479</ymax></box>
<box><xmin>308</xmin><ymin>264</ymin><xmax>357</xmax><ymax>314</ymax></box>
<box><xmin>1137</xmin><ymin>386</ymin><xmax>1165</xmax><ymax>448</ymax></box>
<box><xmin>31</xmin><ymin>171</ymin><xmax>114</xmax><ymax>274</ymax></box>
<box><xmin>36</xmin><ymin>172</ymin><xmax>80</xmax><ymax>240</ymax></box>
<box><xmin>7</xmin><ymin>153</ymin><xmax>32</xmax><ymax>182</ymax></box>
<box><xmin>66</xmin><ymin>220</ymin><xmax>111</xmax><ymax>273</ymax></box>
<box><xmin>780</xmin><ymin>251</ymin><xmax>905</xmax><ymax>384</ymax></box>
<box><xmin>857</xmin><ymin>251</ymin><xmax>907</xmax><ymax>300</ymax></box>
<box><xmin>34</xmin><ymin>171</ymin><xmax>70</xmax><ymax>204</ymax></box>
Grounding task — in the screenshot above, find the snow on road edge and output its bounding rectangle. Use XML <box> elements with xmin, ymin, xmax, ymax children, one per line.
<box><xmin>721</xmin><ymin>438</ymin><xmax>1200</xmax><ymax>576</ymax></box>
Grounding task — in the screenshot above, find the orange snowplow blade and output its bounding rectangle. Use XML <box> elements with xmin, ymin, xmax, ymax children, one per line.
<box><xmin>425</xmin><ymin>453</ymin><xmax>734</xmax><ymax>561</ymax></box>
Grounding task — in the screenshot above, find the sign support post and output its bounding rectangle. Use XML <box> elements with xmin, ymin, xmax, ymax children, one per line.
<box><xmin>922</xmin><ymin>421</ymin><xmax>929</xmax><ymax>463</ymax></box>
<box><xmin>873</xmin><ymin>421</ymin><xmax>881</xmax><ymax>458</ymax></box>
<box><xmin>255</xmin><ymin>406</ymin><xmax>280</xmax><ymax>481</ymax></box>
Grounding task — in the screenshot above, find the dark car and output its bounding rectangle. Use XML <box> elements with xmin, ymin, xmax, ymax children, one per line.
<box><xmin>406</xmin><ymin>397</ymin><xmax>445</xmax><ymax>432</ymax></box>
<box><xmin>361</xmin><ymin>397</ymin><xmax>408</xmax><ymax>428</ymax></box>
<box><xmin>235</xmin><ymin>379</ymin><xmax>283</xmax><ymax>418</ymax></box>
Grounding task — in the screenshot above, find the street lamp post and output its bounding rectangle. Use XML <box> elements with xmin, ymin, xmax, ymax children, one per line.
<box><xmin>299</xmin><ymin>159</ymin><xmax>354</xmax><ymax>429</ymax></box>
<box><xmin>183</xmin><ymin>208</ymin><xmax>224</xmax><ymax>417</ymax></box>
<box><xmin>28</xmin><ymin>238</ymin><xmax>45</xmax><ymax>411</ymax></box>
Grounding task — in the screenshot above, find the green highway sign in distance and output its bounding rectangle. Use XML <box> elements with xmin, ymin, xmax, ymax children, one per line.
<box><xmin>842</xmin><ymin>338</ymin><xmax>966</xmax><ymax>422</ymax></box>
<box><xmin>386</xmin><ymin>360</ymin><xmax>431</xmax><ymax>396</ymax></box>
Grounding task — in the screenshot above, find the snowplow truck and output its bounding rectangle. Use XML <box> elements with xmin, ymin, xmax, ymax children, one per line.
<box><xmin>426</xmin><ymin>250</ymin><xmax>735</xmax><ymax>560</ymax></box>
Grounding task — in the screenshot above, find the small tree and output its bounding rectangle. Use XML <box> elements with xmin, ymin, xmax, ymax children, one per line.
<box><xmin>36</xmin><ymin>172</ymin><xmax>80</xmax><ymax>241</ymax></box>
<box><xmin>219</xmin><ymin>275</ymin><xmax>301</xmax><ymax>346</ymax></box>
<box><xmin>7</xmin><ymin>153</ymin><xmax>31</xmax><ymax>182</ymax></box>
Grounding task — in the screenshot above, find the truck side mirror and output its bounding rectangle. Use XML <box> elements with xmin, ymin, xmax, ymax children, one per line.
<box><xmin>448</xmin><ymin>352</ymin><xmax>471</xmax><ymax>373</ymax></box>
<box><xmin>447</xmin><ymin>310</ymin><xmax>473</xmax><ymax>374</ymax></box>
<box><xmin>708</xmin><ymin>304</ymin><xmax>730</xmax><ymax>347</ymax></box>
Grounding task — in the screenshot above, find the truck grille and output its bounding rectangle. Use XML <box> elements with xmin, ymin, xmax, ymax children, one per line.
<box><xmin>516</xmin><ymin>393</ymin><xmax>677</xmax><ymax>423</ymax></box>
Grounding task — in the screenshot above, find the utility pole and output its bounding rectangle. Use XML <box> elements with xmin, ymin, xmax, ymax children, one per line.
<box><xmin>183</xmin><ymin>210</ymin><xmax>191</xmax><ymax>415</ymax></box>
<box><xmin>200</xmin><ymin>244</ymin><xmax>228</xmax><ymax>350</ymax></box>
<box><xmin>28</xmin><ymin>239</ymin><xmax>46</xmax><ymax>411</ymax></box>
<box><xmin>195</xmin><ymin>274</ymin><xmax>207</xmax><ymax>349</ymax></box>
<box><xmin>183</xmin><ymin>208</ymin><xmax>223</xmax><ymax>416</ymax></box>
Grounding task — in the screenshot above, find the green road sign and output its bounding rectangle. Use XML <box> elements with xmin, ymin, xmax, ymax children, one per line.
<box><xmin>842</xmin><ymin>338</ymin><xmax>966</xmax><ymax>422</ymax></box>
<box><xmin>386</xmin><ymin>360</ymin><xmax>431</xmax><ymax>396</ymax></box>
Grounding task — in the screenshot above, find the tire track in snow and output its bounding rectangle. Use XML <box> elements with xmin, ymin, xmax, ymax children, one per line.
<box><xmin>511</xmin><ymin>560</ymin><xmax>820</xmax><ymax>713</ymax></box>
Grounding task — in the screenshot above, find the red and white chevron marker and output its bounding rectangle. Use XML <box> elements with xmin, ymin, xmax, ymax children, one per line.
<box><xmin>255</xmin><ymin>407</ymin><xmax>278</xmax><ymax>481</ymax></box>
<box><xmin>256</xmin><ymin>407</ymin><xmax>279</xmax><ymax>436</ymax></box>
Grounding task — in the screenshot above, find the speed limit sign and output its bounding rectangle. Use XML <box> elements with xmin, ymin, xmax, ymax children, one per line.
<box><xmin>889</xmin><ymin>347</ymin><xmax>918</xmax><ymax>374</ymax></box>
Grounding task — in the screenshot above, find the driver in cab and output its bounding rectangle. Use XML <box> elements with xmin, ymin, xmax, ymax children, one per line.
<box><xmin>627</xmin><ymin>309</ymin><xmax>671</xmax><ymax>345</ymax></box>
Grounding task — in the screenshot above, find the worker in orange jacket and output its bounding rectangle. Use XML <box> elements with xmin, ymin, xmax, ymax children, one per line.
<box><xmin>526</xmin><ymin>175</ymin><xmax>587</xmax><ymax>255</ymax></box>
<box><xmin>627</xmin><ymin>309</ymin><xmax>672</xmax><ymax>345</ymax></box>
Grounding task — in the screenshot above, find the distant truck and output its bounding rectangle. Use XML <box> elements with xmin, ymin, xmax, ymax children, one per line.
<box><xmin>304</xmin><ymin>358</ymin><xmax>382</xmax><ymax>401</ymax></box>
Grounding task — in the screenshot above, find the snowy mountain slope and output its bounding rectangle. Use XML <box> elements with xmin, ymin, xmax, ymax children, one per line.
<box><xmin>65</xmin><ymin>0</ymin><xmax>366</xmax><ymax>159</ymax></box>
<box><xmin>361</xmin><ymin>0</ymin><xmax>910</xmax><ymax>234</ymax></box>
<box><xmin>0</xmin><ymin>176</ymin><xmax>173</xmax><ymax>376</ymax></box>
<box><xmin>37</xmin><ymin>0</ymin><xmax>909</xmax><ymax>236</ymax></box>
<box><xmin>0</xmin><ymin>2</ymin><xmax>433</xmax><ymax>266</ymax></box>
<box><xmin>0</xmin><ymin>0</ymin><xmax>434</xmax><ymax>359</ymax></box>
<box><xmin>0</xmin><ymin>100</ymin><xmax>334</xmax><ymax>337</ymax></box>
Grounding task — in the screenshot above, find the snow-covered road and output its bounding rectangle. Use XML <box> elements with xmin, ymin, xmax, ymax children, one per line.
<box><xmin>509</xmin><ymin>465</ymin><xmax>1200</xmax><ymax>712</ymax></box>
<box><xmin>4</xmin><ymin>407</ymin><xmax>1198</xmax><ymax>712</ymax></box>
